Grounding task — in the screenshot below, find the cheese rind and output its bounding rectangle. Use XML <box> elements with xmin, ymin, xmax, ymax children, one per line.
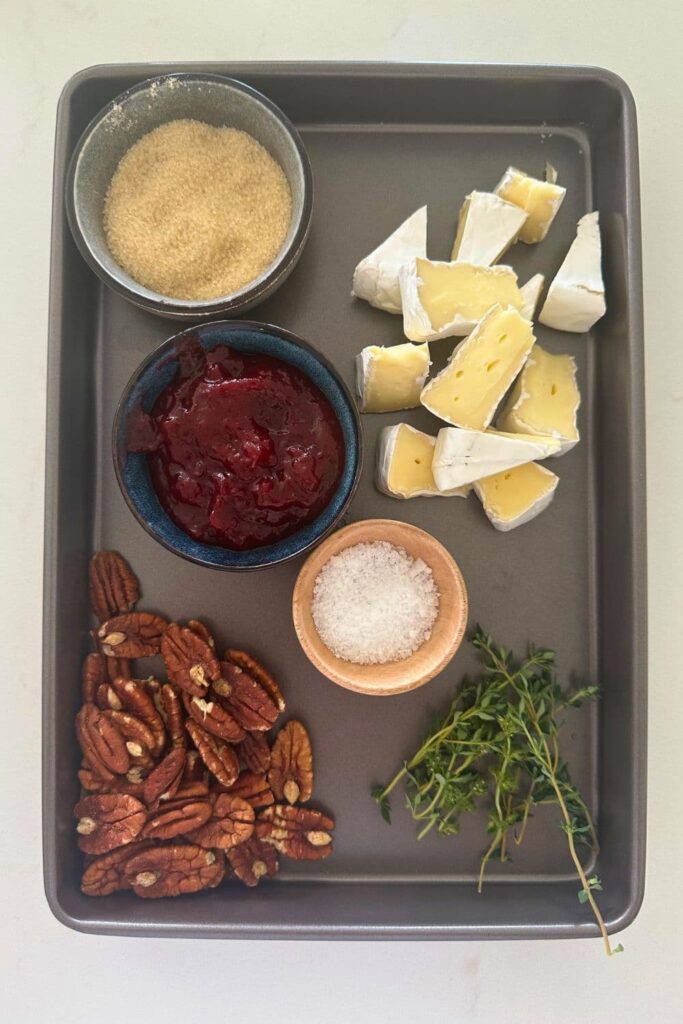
<box><xmin>432</xmin><ymin>427</ymin><xmax>561</xmax><ymax>491</ymax></box>
<box><xmin>400</xmin><ymin>258</ymin><xmax>523</xmax><ymax>342</ymax></box>
<box><xmin>352</xmin><ymin>206</ymin><xmax>427</xmax><ymax>314</ymax></box>
<box><xmin>496</xmin><ymin>345</ymin><xmax>580</xmax><ymax>455</ymax></box>
<box><xmin>519</xmin><ymin>274</ymin><xmax>545</xmax><ymax>320</ymax></box>
<box><xmin>376</xmin><ymin>424</ymin><xmax>469</xmax><ymax>499</ymax></box>
<box><xmin>494</xmin><ymin>166</ymin><xmax>566</xmax><ymax>244</ymax></box>
<box><xmin>356</xmin><ymin>342</ymin><xmax>431</xmax><ymax>413</ymax></box>
<box><xmin>420</xmin><ymin>305</ymin><xmax>536</xmax><ymax>430</ymax></box>
<box><xmin>474</xmin><ymin>462</ymin><xmax>559</xmax><ymax>531</ymax></box>
<box><xmin>539</xmin><ymin>212</ymin><xmax>606</xmax><ymax>333</ymax></box>
<box><xmin>451</xmin><ymin>191</ymin><xmax>528</xmax><ymax>266</ymax></box>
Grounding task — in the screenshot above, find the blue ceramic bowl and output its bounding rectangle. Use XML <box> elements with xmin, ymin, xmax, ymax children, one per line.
<box><xmin>113</xmin><ymin>321</ymin><xmax>362</xmax><ymax>570</ymax></box>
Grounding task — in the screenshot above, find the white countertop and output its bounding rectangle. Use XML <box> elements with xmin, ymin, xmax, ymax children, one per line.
<box><xmin>2</xmin><ymin>2</ymin><xmax>682</xmax><ymax>1021</ymax></box>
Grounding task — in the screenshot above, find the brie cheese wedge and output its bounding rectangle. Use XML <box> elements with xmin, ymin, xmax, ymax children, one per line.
<box><xmin>356</xmin><ymin>342</ymin><xmax>431</xmax><ymax>413</ymax></box>
<box><xmin>494</xmin><ymin>165</ymin><xmax>566</xmax><ymax>243</ymax></box>
<box><xmin>420</xmin><ymin>305</ymin><xmax>536</xmax><ymax>430</ymax></box>
<box><xmin>496</xmin><ymin>345</ymin><xmax>580</xmax><ymax>455</ymax></box>
<box><xmin>451</xmin><ymin>191</ymin><xmax>528</xmax><ymax>265</ymax></box>
<box><xmin>400</xmin><ymin>258</ymin><xmax>523</xmax><ymax>342</ymax></box>
<box><xmin>519</xmin><ymin>274</ymin><xmax>545</xmax><ymax>320</ymax></box>
<box><xmin>432</xmin><ymin>427</ymin><xmax>560</xmax><ymax>491</ymax></box>
<box><xmin>352</xmin><ymin>206</ymin><xmax>427</xmax><ymax>314</ymax></box>
<box><xmin>539</xmin><ymin>212</ymin><xmax>606</xmax><ymax>332</ymax></box>
<box><xmin>376</xmin><ymin>423</ymin><xmax>469</xmax><ymax>499</ymax></box>
<box><xmin>474</xmin><ymin>462</ymin><xmax>559</xmax><ymax>531</ymax></box>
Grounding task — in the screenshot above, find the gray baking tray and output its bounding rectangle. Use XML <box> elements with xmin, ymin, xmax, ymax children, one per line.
<box><xmin>44</xmin><ymin>62</ymin><xmax>646</xmax><ymax>939</ymax></box>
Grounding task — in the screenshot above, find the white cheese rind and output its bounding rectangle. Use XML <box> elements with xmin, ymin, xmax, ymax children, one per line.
<box><xmin>539</xmin><ymin>212</ymin><xmax>607</xmax><ymax>332</ymax></box>
<box><xmin>400</xmin><ymin>259</ymin><xmax>522</xmax><ymax>342</ymax></box>
<box><xmin>519</xmin><ymin>274</ymin><xmax>545</xmax><ymax>320</ymax></box>
<box><xmin>473</xmin><ymin>462</ymin><xmax>559</xmax><ymax>531</ymax></box>
<box><xmin>432</xmin><ymin>427</ymin><xmax>560</xmax><ymax>491</ymax></box>
<box><xmin>451</xmin><ymin>191</ymin><xmax>528</xmax><ymax>266</ymax></box>
<box><xmin>352</xmin><ymin>206</ymin><xmax>427</xmax><ymax>314</ymax></box>
<box><xmin>355</xmin><ymin>343</ymin><xmax>431</xmax><ymax>413</ymax></box>
<box><xmin>376</xmin><ymin>424</ymin><xmax>469</xmax><ymax>499</ymax></box>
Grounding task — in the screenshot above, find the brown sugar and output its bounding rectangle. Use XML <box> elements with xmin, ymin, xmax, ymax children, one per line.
<box><xmin>103</xmin><ymin>119</ymin><xmax>292</xmax><ymax>301</ymax></box>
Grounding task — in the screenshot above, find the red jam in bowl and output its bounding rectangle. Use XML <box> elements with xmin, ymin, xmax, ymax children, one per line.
<box><xmin>127</xmin><ymin>339</ymin><xmax>345</xmax><ymax>551</ymax></box>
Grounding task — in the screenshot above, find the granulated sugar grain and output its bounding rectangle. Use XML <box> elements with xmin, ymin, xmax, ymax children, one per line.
<box><xmin>103</xmin><ymin>119</ymin><xmax>292</xmax><ymax>301</ymax></box>
<box><xmin>311</xmin><ymin>541</ymin><xmax>440</xmax><ymax>665</ymax></box>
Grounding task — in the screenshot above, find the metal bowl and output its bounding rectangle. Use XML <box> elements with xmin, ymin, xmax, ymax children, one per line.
<box><xmin>113</xmin><ymin>320</ymin><xmax>363</xmax><ymax>570</ymax></box>
<box><xmin>65</xmin><ymin>73</ymin><xmax>313</xmax><ymax>319</ymax></box>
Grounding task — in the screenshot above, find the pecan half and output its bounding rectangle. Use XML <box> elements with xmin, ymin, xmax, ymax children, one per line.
<box><xmin>82</xmin><ymin>653</ymin><xmax>106</xmax><ymax>703</ymax></box>
<box><xmin>189</xmin><ymin>794</ymin><xmax>254</xmax><ymax>850</ymax></box>
<box><xmin>173</xmin><ymin>779</ymin><xmax>210</xmax><ymax>801</ymax></box>
<box><xmin>225</xmin><ymin>649</ymin><xmax>286</xmax><ymax>713</ymax></box>
<box><xmin>161</xmin><ymin>683</ymin><xmax>186</xmax><ymax>749</ymax></box>
<box><xmin>105</xmin><ymin>655</ymin><xmax>132</xmax><ymax>683</ymax></box>
<box><xmin>103</xmin><ymin>710</ymin><xmax>156</xmax><ymax>764</ymax></box>
<box><xmin>96</xmin><ymin>683</ymin><xmax>121</xmax><ymax>710</ymax></box>
<box><xmin>216</xmin><ymin>661</ymin><xmax>278</xmax><ymax>732</ymax></box>
<box><xmin>110</xmin><ymin>677</ymin><xmax>166</xmax><ymax>756</ymax></box>
<box><xmin>268</xmin><ymin>720</ymin><xmax>313</xmax><ymax>805</ymax></box>
<box><xmin>256</xmin><ymin>805</ymin><xmax>334</xmax><ymax>860</ymax></box>
<box><xmin>237</xmin><ymin>731</ymin><xmax>272</xmax><ymax>774</ymax></box>
<box><xmin>182</xmin><ymin>749</ymin><xmax>206</xmax><ymax>785</ymax></box>
<box><xmin>186</xmin><ymin>720</ymin><xmax>239</xmax><ymax>788</ymax></box>
<box><xmin>81</xmin><ymin>841</ymin><xmax>154</xmax><ymax>896</ymax></box>
<box><xmin>184</xmin><ymin>691</ymin><xmax>245</xmax><ymax>744</ymax></box>
<box><xmin>220</xmin><ymin>771</ymin><xmax>274</xmax><ymax>809</ymax></box>
<box><xmin>76</xmin><ymin>703</ymin><xmax>130</xmax><ymax>779</ymax></box>
<box><xmin>142</xmin><ymin>798</ymin><xmax>212</xmax><ymax>840</ymax></box>
<box><xmin>142</xmin><ymin>746</ymin><xmax>186</xmax><ymax>809</ymax></box>
<box><xmin>74</xmin><ymin>793</ymin><xmax>147</xmax><ymax>855</ymax></box>
<box><xmin>227</xmin><ymin>836</ymin><xmax>278</xmax><ymax>887</ymax></box>
<box><xmin>123</xmin><ymin>844</ymin><xmax>224</xmax><ymax>898</ymax></box>
<box><xmin>98</xmin><ymin>612</ymin><xmax>168</xmax><ymax>658</ymax></box>
<box><xmin>78</xmin><ymin>764</ymin><xmax>147</xmax><ymax>800</ymax></box>
<box><xmin>89</xmin><ymin>551</ymin><xmax>140</xmax><ymax>624</ymax></box>
<box><xmin>187</xmin><ymin>619</ymin><xmax>215</xmax><ymax>649</ymax></box>
<box><xmin>161</xmin><ymin>623</ymin><xmax>222</xmax><ymax>697</ymax></box>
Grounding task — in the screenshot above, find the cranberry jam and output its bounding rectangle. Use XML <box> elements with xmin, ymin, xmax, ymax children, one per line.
<box><xmin>127</xmin><ymin>338</ymin><xmax>345</xmax><ymax>551</ymax></box>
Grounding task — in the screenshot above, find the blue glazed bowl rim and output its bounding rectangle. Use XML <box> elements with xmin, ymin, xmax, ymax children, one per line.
<box><xmin>112</xmin><ymin>320</ymin><xmax>363</xmax><ymax>570</ymax></box>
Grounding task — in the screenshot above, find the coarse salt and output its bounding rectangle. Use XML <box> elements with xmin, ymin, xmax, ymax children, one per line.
<box><xmin>311</xmin><ymin>541</ymin><xmax>439</xmax><ymax>665</ymax></box>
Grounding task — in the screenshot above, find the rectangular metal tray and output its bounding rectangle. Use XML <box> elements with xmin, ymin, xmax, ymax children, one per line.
<box><xmin>44</xmin><ymin>62</ymin><xmax>646</xmax><ymax>939</ymax></box>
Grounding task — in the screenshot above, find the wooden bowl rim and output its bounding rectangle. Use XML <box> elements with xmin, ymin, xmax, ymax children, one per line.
<box><xmin>291</xmin><ymin>518</ymin><xmax>469</xmax><ymax>696</ymax></box>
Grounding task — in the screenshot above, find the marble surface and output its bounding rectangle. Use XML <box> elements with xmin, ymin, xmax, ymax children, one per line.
<box><xmin>2</xmin><ymin>1</ymin><xmax>682</xmax><ymax>1021</ymax></box>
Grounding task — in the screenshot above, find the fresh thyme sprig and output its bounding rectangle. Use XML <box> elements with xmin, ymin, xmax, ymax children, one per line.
<box><xmin>371</xmin><ymin>627</ymin><xmax>621</xmax><ymax>956</ymax></box>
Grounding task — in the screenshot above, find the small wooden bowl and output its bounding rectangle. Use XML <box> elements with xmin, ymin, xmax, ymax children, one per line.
<box><xmin>292</xmin><ymin>519</ymin><xmax>468</xmax><ymax>696</ymax></box>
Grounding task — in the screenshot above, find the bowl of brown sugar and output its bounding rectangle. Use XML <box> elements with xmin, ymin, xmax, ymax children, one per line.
<box><xmin>65</xmin><ymin>73</ymin><xmax>313</xmax><ymax>319</ymax></box>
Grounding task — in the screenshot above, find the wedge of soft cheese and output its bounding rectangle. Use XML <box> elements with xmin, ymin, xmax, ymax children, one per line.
<box><xmin>539</xmin><ymin>212</ymin><xmax>606</xmax><ymax>332</ymax></box>
<box><xmin>376</xmin><ymin>424</ymin><xmax>469</xmax><ymax>499</ymax></box>
<box><xmin>356</xmin><ymin>342</ymin><xmax>431</xmax><ymax>413</ymax></box>
<box><xmin>450</xmin><ymin>191</ymin><xmax>528</xmax><ymax>265</ymax></box>
<box><xmin>497</xmin><ymin>345</ymin><xmax>580</xmax><ymax>455</ymax></box>
<box><xmin>420</xmin><ymin>305</ymin><xmax>536</xmax><ymax>429</ymax></box>
<box><xmin>519</xmin><ymin>274</ymin><xmax>545</xmax><ymax>320</ymax></box>
<box><xmin>401</xmin><ymin>258</ymin><xmax>523</xmax><ymax>342</ymax></box>
<box><xmin>474</xmin><ymin>462</ymin><xmax>559</xmax><ymax>531</ymax></box>
<box><xmin>432</xmin><ymin>427</ymin><xmax>560</xmax><ymax>491</ymax></box>
<box><xmin>352</xmin><ymin>206</ymin><xmax>427</xmax><ymax>314</ymax></box>
<box><xmin>494</xmin><ymin>166</ymin><xmax>566</xmax><ymax>244</ymax></box>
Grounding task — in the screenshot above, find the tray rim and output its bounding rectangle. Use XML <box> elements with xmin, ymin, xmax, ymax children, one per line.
<box><xmin>43</xmin><ymin>60</ymin><xmax>647</xmax><ymax>940</ymax></box>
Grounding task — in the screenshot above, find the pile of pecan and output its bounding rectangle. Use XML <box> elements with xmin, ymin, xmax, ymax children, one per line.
<box><xmin>76</xmin><ymin>550</ymin><xmax>335</xmax><ymax>899</ymax></box>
